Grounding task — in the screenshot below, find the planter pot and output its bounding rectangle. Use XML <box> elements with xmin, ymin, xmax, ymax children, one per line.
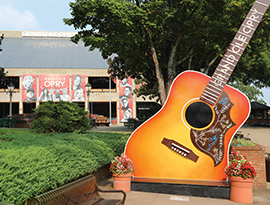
<box><xmin>113</xmin><ymin>173</ymin><xmax>132</xmax><ymax>192</ymax></box>
<box><xmin>112</xmin><ymin>120</ymin><xmax>117</xmax><ymax>125</ymax></box>
<box><xmin>229</xmin><ymin>176</ymin><xmax>254</xmax><ymax>204</ymax></box>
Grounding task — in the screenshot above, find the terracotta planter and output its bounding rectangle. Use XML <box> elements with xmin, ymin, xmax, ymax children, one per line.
<box><xmin>113</xmin><ymin>173</ymin><xmax>132</xmax><ymax>192</ymax></box>
<box><xmin>229</xmin><ymin>176</ymin><xmax>254</xmax><ymax>204</ymax></box>
<box><xmin>112</xmin><ymin>120</ymin><xmax>117</xmax><ymax>125</ymax></box>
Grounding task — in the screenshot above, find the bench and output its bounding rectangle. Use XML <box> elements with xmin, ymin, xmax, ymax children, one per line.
<box><xmin>12</xmin><ymin>114</ymin><xmax>35</xmax><ymax>128</ymax></box>
<box><xmin>90</xmin><ymin>118</ymin><xmax>96</xmax><ymax>127</ymax></box>
<box><xmin>23</xmin><ymin>174</ymin><xmax>126</xmax><ymax>205</ymax></box>
<box><xmin>95</xmin><ymin>117</ymin><xmax>110</xmax><ymax>127</ymax></box>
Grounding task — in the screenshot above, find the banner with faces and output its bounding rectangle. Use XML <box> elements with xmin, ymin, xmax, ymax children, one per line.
<box><xmin>119</xmin><ymin>77</ymin><xmax>133</xmax><ymax>122</ymax></box>
<box><xmin>22</xmin><ymin>74</ymin><xmax>37</xmax><ymax>102</ymax></box>
<box><xmin>38</xmin><ymin>74</ymin><xmax>70</xmax><ymax>102</ymax></box>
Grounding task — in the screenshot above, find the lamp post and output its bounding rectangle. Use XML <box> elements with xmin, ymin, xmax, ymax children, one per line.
<box><xmin>85</xmin><ymin>82</ymin><xmax>92</xmax><ymax>119</ymax></box>
<box><xmin>7</xmin><ymin>82</ymin><xmax>15</xmax><ymax>117</ymax></box>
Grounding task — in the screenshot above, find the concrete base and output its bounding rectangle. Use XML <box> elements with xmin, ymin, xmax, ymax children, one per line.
<box><xmin>131</xmin><ymin>177</ymin><xmax>230</xmax><ymax>199</ymax></box>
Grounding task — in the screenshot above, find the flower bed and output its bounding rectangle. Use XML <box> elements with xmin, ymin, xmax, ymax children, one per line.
<box><xmin>231</xmin><ymin>143</ymin><xmax>267</xmax><ymax>188</ymax></box>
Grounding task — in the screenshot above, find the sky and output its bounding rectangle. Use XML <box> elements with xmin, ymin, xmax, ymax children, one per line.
<box><xmin>0</xmin><ymin>0</ymin><xmax>75</xmax><ymax>32</ymax></box>
<box><xmin>262</xmin><ymin>87</ymin><xmax>270</xmax><ymax>105</ymax></box>
<box><xmin>0</xmin><ymin>0</ymin><xmax>270</xmax><ymax>104</ymax></box>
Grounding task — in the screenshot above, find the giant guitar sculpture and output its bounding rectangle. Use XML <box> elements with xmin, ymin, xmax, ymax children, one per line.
<box><xmin>125</xmin><ymin>0</ymin><xmax>270</xmax><ymax>182</ymax></box>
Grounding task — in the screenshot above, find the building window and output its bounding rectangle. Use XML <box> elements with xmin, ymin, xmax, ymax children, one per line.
<box><xmin>136</xmin><ymin>102</ymin><xmax>161</xmax><ymax>120</ymax></box>
<box><xmin>0</xmin><ymin>76</ymin><xmax>20</xmax><ymax>89</ymax></box>
<box><xmin>88</xmin><ymin>77</ymin><xmax>116</xmax><ymax>90</ymax></box>
<box><xmin>0</xmin><ymin>102</ymin><xmax>19</xmax><ymax>117</ymax></box>
<box><xmin>89</xmin><ymin>102</ymin><xmax>116</xmax><ymax>118</ymax></box>
<box><xmin>23</xmin><ymin>102</ymin><xmax>36</xmax><ymax>113</ymax></box>
<box><xmin>73</xmin><ymin>102</ymin><xmax>85</xmax><ymax>109</ymax></box>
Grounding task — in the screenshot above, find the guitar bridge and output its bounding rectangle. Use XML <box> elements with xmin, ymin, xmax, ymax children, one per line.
<box><xmin>162</xmin><ymin>137</ymin><xmax>199</xmax><ymax>163</ymax></box>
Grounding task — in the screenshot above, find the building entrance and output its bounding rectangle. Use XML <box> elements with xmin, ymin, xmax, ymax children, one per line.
<box><xmin>0</xmin><ymin>102</ymin><xmax>19</xmax><ymax>117</ymax></box>
<box><xmin>89</xmin><ymin>102</ymin><xmax>116</xmax><ymax>118</ymax></box>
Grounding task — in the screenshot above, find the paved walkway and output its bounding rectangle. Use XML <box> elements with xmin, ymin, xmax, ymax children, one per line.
<box><xmin>92</xmin><ymin>124</ymin><xmax>270</xmax><ymax>204</ymax></box>
<box><xmin>89</xmin><ymin>124</ymin><xmax>133</xmax><ymax>133</ymax></box>
<box><xmin>97</xmin><ymin>176</ymin><xmax>270</xmax><ymax>205</ymax></box>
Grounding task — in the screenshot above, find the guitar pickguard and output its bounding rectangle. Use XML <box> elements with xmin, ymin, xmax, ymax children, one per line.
<box><xmin>190</xmin><ymin>91</ymin><xmax>236</xmax><ymax>166</ymax></box>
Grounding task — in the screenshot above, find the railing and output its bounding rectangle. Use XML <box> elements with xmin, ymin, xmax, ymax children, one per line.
<box><xmin>0</xmin><ymin>115</ymin><xmax>35</xmax><ymax>128</ymax></box>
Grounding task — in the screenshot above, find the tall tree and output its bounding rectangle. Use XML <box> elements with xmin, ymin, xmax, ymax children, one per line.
<box><xmin>228</xmin><ymin>80</ymin><xmax>266</xmax><ymax>104</ymax></box>
<box><xmin>64</xmin><ymin>0</ymin><xmax>270</xmax><ymax>105</ymax></box>
<box><xmin>0</xmin><ymin>34</ymin><xmax>7</xmax><ymax>79</ymax></box>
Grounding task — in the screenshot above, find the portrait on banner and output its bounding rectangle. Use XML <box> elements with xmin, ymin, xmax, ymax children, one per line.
<box><xmin>39</xmin><ymin>74</ymin><xmax>70</xmax><ymax>102</ymax></box>
<box><xmin>22</xmin><ymin>74</ymin><xmax>37</xmax><ymax>102</ymax></box>
<box><xmin>71</xmin><ymin>74</ymin><xmax>86</xmax><ymax>101</ymax></box>
<box><xmin>119</xmin><ymin>77</ymin><xmax>133</xmax><ymax>122</ymax></box>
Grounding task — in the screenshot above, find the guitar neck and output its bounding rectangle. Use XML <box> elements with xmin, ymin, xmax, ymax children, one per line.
<box><xmin>200</xmin><ymin>0</ymin><xmax>270</xmax><ymax>106</ymax></box>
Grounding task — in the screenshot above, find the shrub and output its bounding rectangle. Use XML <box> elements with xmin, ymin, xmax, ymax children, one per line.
<box><xmin>90</xmin><ymin>132</ymin><xmax>129</xmax><ymax>156</ymax></box>
<box><xmin>231</xmin><ymin>137</ymin><xmax>256</xmax><ymax>147</ymax></box>
<box><xmin>0</xmin><ymin>129</ymin><xmax>130</xmax><ymax>204</ymax></box>
<box><xmin>30</xmin><ymin>101</ymin><xmax>91</xmax><ymax>133</ymax></box>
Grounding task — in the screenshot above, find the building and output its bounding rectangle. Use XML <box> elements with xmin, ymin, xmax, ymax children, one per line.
<box><xmin>0</xmin><ymin>30</ymin><xmax>159</xmax><ymax>123</ymax></box>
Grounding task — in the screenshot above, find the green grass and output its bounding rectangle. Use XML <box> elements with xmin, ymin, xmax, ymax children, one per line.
<box><xmin>0</xmin><ymin>129</ymin><xmax>129</xmax><ymax>205</ymax></box>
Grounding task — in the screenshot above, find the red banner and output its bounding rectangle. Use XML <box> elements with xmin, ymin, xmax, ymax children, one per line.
<box><xmin>71</xmin><ymin>74</ymin><xmax>86</xmax><ymax>101</ymax></box>
<box><xmin>119</xmin><ymin>77</ymin><xmax>133</xmax><ymax>122</ymax></box>
<box><xmin>39</xmin><ymin>74</ymin><xmax>70</xmax><ymax>102</ymax></box>
<box><xmin>22</xmin><ymin>74</ymin><xmax>37</xmax><ymax>102</ymax></box>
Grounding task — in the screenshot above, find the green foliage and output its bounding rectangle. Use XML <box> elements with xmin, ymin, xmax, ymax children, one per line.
<box><xmin>0</xmin><ymin>129</ymin><xmax>129</xmax><ymax>204</ymax></box>
<box><xmin>91</xmin><ymin>132</ymin><xmax>130</xmax><ymax>156</ymax></box>
<box><xmin>0</xmin><ymin>34</ymin><xmax>3</xmax><ymax>49</ymax></box>
<box><xmin>64</xmin><ymin>0</ymin><xmax>270</xmax><ymax>101</ymax></box>
<box><xmin>228</xmin><ymin>80</ymin><xmax>266</xmax><ymax>104</ymax></box>
<box><xmin>241</xmin><ymin>41</ymin><xmax>270</xmax><ymax>87</ymax></box>
<box><xmin>31</xmin><ymin>101</ymin><xmax>91</xmax><ymax>134</ymax></box>
<box><xmin>0</xmin><ymin>34</ymin><xmax>7</xmax><ymax>79</ymax></box>
<box><xmin>0</xmin><ymin>67</ymin><xmax>6</xmax><ymax>79</ymax></box>
<box><xmin>231</xmin><ymin>137</ymin><xmax>256</xmax><ymax>147</ymax></box>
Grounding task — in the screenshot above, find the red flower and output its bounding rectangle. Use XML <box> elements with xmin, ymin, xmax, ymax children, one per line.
<box><xmin>109</xmin><ymin>153</ymin><xmax>135</xmax><ymax>176</ymax></box>
<box><xmin>225</xmin><ymin>151</ymin><xmax>256</xmax><ymax>179</ymax></box>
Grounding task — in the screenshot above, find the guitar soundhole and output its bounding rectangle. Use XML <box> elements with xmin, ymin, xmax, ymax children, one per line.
<box><xmin>185</xmin><ymin>102</ymin><xmax>213</xmax><ymax>129</ymax></box>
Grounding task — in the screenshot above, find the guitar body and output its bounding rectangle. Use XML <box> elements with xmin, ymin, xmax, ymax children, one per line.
<box><xmin>125</xmin><ymin>71</ymin><xmax>250</xmax><ymax>181</ymax></box>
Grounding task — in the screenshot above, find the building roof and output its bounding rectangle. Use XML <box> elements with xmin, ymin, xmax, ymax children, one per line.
<box><xmin>251</xmin><ymin>101</ymin><xmax>270</xmax><ymax>110</ymax></box>
<box><xmin>0</xmin><ymin>37</ymin><xmax>109</xmax><ymax>69</ymax></box>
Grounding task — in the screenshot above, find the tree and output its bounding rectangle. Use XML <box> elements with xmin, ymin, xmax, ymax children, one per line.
<box><xmin>228</xmin><ymin>80</ymin><xmax>266</xmax><ymax>104</ymax></box>
<box><xmin>64</xmin><ymin>0</ymin><xmax>270</xmax><ymax>105</ymax></box>
<box><xmin>0</xmin><ymin>34</ymin><xmax>3</xmax><ymax>51</ymax></box>
<box><xmin>0</xmin><ymin>34</ymin><xmax>7</xmax><ymax>79</ymax></box>
<box><xmin>240</xmin><ymin>41</ymin><xmax>270</xmax><ymax>87</ymax></box>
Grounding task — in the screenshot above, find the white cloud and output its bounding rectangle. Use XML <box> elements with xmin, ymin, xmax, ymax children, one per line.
<box><xmin>0</xmin><ymin>5</ymin><xmax>41</xmax><ymax>30</ymax></box>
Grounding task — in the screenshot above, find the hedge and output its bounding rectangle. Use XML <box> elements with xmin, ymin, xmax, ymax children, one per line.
<box><xmin>0</xmin><ymin>129</ymin><xmax>129</xmax><ymax>204</ymax></box>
